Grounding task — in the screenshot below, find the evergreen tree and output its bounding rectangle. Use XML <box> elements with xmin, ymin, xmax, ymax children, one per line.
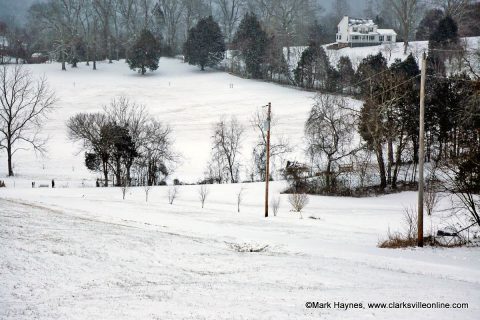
<box><xmin>416</xmin><ymin>9</ymin><xmax>444</xmax><ymax>40</ymax></box>
<box><xmin>184</xmin><ymin>16</ymin><xmax>226</xmax><ymax>71</ymax></box>
<box><xmin>308</xmin><ymin>20</ymin><xmax>328</xmax><ymax>46</ymax></box>
<box><xmin>427</xmin><ymin>16</ymin><xmax>460</xmax><ymax>75</ymax></box>
<box><xmin>294</xmin><ymin>42</ymin><xmax>330</xmax><ymax>90</ymax></box>
<box><xmin>127</xmin><ymin>29</ymin><xmax>161</xmax><ymax>75</ymax></box>
<box><xmin>337</xmin><ymin>56</ymin><xmax>355</xmax><ymax>91</ymax></box>
<box><xmin>232</xmin><ymin>13</ymin><xmax>268</xmax><ymax>79</ymax></box>
<box><xmin>355</xmin><ymin>52</ymin><xmax>388</xmax><ymax>96</ymax></box>
<box><xmin>429</xmin><ymin>16</ymin><xmax>459</xmax><ymax>44</ymax></box>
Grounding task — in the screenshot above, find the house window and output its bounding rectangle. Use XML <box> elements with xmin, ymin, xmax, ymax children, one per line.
<box><xmin>369</xmin><ymin>27</ymin><xmax>373</xmax><ymax>32</ymax></box>
<box><xmin>353</xmin><ymin>27</ymin><xmax>357</xmax><ymax>32</ymax></box>
<box><xmin>338</xmin><ymin>35</ymin><xmax>342</xmax><ymax>40</ymax></box>
<box><xmin>387</xmin><ymin>36</ymin><xmax>392</xmax><ymax>41</ymax></box>
<box><xmin>379</xmin><ymin>35</ymin><xmax>384</xmax><ymax>41</ymax></box>
<box><xmin>369</xmin><ymin>36</ymin><xmax>375</xmax><ymax>41</ymax></box>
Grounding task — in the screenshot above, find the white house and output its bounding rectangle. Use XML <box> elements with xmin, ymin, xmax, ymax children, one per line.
<box><xmin>336</xmin><ymin>16</ymin><xmax>396</xmax><ymax>47</ymax></box>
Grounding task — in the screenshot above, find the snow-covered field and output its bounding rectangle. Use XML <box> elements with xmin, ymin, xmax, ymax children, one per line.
<box><xmin>1</xmin><ymin>182</ymin><xmax>479</xmax><ymax>319</ymax></box>
<box><xmin>286</xmin><ymin>37</ymin><xmax>480</xmax><ymax>71</ymax></box>
<box><xmin>0</xmin><ymin>47</ymin><xmax>479</xmax><ymax>319</ymax></box>
<box><xmin>0</xmin><ymin>58</ymin><xmax>327</xmax><ymax>184</ymax></box>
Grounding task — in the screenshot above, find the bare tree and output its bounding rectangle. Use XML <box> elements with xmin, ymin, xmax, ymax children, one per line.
<box><xmin>236</xmin><ymin>186</ymin><xmax>245</xmax><ymax>212</ymax></box>
<box><xmin>433</xmin><ymin>0</ymin><xmax>472</xmax><ymax>21</ymax></box>
<box><xmin>198</xmin><ymin>184</ymin><xmax>210</xmax><ymax>208</ymax></box>
<box><xmin>251</xmin><ymin>107</ymin><xmax>291</xmax><ymax>181</ymax></box>
<box><xmin>0</xmin><ymin>65</ymin><xmax>56</xmax><ymax>176</ymax></box>
<box><xmin>270</xmin><ymin>196</ymin><xmax>280</xmax><ymax>216</ymax></box>
<box><xmin>168</xmin><ymin>185</ymin><xmax>179</xmax><ymax>204</ymax></box>
<box><xmin>253</xmin><ymin>0</ymin><xmax>320</xmax><ymax>61</ymax></box>
<box><xmin>67</xmin><ymin>112</ymin><xmax>112</xmax><ymax>186</ymax></box>
<box><xmin>140</xmin><ymin>120</ymin><xmax>176</xmax><ymax>186</ymax></box>
<box><xmin>288</xmin><ymin>192</ymin><xmax>308</xmax><ymax>218</ymax></box>
<box><xmin>157</xmin><ymin>0</ymin><xmax>185</xmax><ymax>53</ymax></box>
<box><xmin>305</xmin><ymin>94</ymin><xmax>357</xmax><ymax>192</ymax></box>
<box><xmin>144</xmin><ymin>181</ymin><xmax>152</xmax><ymax>202</ymax></box>
<box><xmin>211</xmin><ymin>116</ymin><xmax>245</xmax><ymax>183</ymax></box>
<box><xmin>121</xmin><ymin>171</ymin><xmax>129</xmax><ymax>199</ymax></box>
<box><xmin>332</xmin><ymin>0</ymin><xmax>351</xmax><ymax>21</ymax></box>
<box><xmin>215</xmin><ymin>0</ymin><xmax>245</xmax><ymax>43</ymax></box>
<box><xmin>28</xmin><ymin>0</ymin><xmax>84</xmax><ymax>70</ymax></box>
<box><xmin>387</xmin><ymin>0</ymin><xmax>419</xmax><ymax>54</ymax></box>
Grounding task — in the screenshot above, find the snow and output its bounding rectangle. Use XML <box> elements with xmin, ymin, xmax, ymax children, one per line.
<box><xmin>0</xmin><ymin>58</ymin><xmax>332</xmax><ymax>183</ymax></box>
<box><xmin>0</xmin><ymin>49</ymin><xmax>479</xmax><ymax>319</ymax></box>
<box><xmin>1</xmin><ymin>182</ymin><xmax>480</xmax><ymax>319</ymax></box>
<box><xmin>377</xmin><ymin>29</ymin><xmax>397</xmax><ymax>35</ymax></box>
<box><xmin>286</xmin><ymin>37</ymin><xmax>480</xmax><ymax>72</ymax></box>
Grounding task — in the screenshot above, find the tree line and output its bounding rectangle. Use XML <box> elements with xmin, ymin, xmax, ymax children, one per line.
<box><xmin>1</xmin><ymin>1</ymin><xmax>478</xmax><ymax>71</ymax></box>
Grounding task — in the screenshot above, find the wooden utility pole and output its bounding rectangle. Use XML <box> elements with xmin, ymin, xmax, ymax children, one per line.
<box><xmin>265</xmin><ymin>102</ymin><xmax>271</xmax><ymax>218</ymax></box>
<box><xmin>417</xmin><ymin>52</ymin><xmax>427</xmax><ymax>247</ymax></box>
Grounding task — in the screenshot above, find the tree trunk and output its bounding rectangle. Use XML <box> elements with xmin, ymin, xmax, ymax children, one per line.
<box><xmin>326</xmin><ymin>159</ymin><xmax>332</xmax><ymax>192</ymax></box>
<box><xmin>392</xmin><ymin>137</ymin><xmax>404</xmax><ymax>188</ymax></box>
<box><xmin>102</xmin><ymin>161</ymin><xmax>108</xmax><ymax>187</ymax></box>
<box><xmin>61</xmin><ymin>49</ymin><xmax>66</xmax><ymax>71</ymax></box>
<box><xmin>7</xmin><ymin>142</ymin><xmax>13</xmax><ymax>176</ymax></box>
<box><xmin>115</xmin><ymin>158</ymin><xmax>121</xmax><ymax>186</ymax></box>
<box><xmin>376</xmin><ymin>143</ymin><xmax>387</xmax><ymax>189</ymax></box>
<box><xmin>387</xmin><ymin>138</ymin><xmax>393</xmax><ymax>185</ymax></box>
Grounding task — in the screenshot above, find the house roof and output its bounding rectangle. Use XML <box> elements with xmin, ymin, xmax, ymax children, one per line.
<box><xmin>348</xmin><ymin>17</ymin><xmax>375</xmax><ymax>26</ymax></box>
<box><xmin>377</xmin><ymin>29</ymin><xmax>397</xmax><ymax>35</ymax></box>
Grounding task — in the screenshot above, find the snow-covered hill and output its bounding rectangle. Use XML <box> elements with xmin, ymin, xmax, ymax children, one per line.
<box><xmin>1</xmin><ymin>58</ymin><xmax>352</xmax><ymax>184</ymax></box>
<box><xmin>286</xmin><ymin>37</ymin><xmax>480</xmax><ymax>71</ymax></box>
<box><xmin>1</xmin><ymin>46</ymin><xmax>479</xmax><ymax>320</ymax></box>
<box><xmin>1</xmin><ymin>182</ymin><xmax>479</xmax><ymax>319</ymax></box>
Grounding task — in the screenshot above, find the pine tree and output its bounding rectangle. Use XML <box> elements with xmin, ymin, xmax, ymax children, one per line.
<box><xmin>127</xmin><ymin>29</ymin><xmax>161</xmax><ymax>75</ymax></box>
<box><xmin>294</xmin><ymin>42</ymin><xmax>330</xmax><ymax>90</ymax></box>
<box><xmin>416</xmin><ymin>9</ymin><xmax>444</xmax><ymax>40</ymax></box>
<box><xmin>337</xmin><ymin>56</ymin><xmax>355</xmax><ymax>91</ymax></box>
<box><xmin>427</xmin><ymin>15</ymin><xmax>460</xmax><ymax>75</ymax></box>
<box><xmin>233</xmin><ymin>13</ymin><xmax>268</xmax><ymax>79</ymax></box>
<box><xmin>184</xmin><ymin>16</ymin><xmax>226</xmax><ymax>71</ymax></box>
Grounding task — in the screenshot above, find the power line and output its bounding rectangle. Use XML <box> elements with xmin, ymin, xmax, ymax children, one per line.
<box><xmin>427</xmin><ymin>74</ymin><xmax>480</xmax><ymax>82</ymax></box>
<box><xmin>368</xmin><ymin>74</ymin><xmax>421</xmax><ymax>101</ymax></box>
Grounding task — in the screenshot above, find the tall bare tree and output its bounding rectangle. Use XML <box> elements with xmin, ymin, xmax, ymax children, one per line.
<box><xmin>387</xmin><ymin>0</ymin><xmax>419</xmax><ymax>54</ymax></box>
<box><xmin>434</xmin><ymin>0</ymin><xmax>472</xmax><ymax>21</ymax></box>
<box><xmin>0</xmin><ymin>65</ymin><xmax>56</xmax><ymax>176</ymax></box>
<box><xmin>215</xmin><ymin>0</ymin><xmax>245</xmax><ymax>43</ymax></box>
<box><xmin>305</xmin><ymin>94</ymin><xmax>357</xmax><ymax>191</ymax></box>
<box><xmin>157</xmin><ymin>0</ymin><xmax>185</xmax><ymax>53</ymax></box>
<box><xmin>211</xmin><ymin>116</ymin><xmax>244</xmax><ymax>183</ymax></box>
<box><xmin>251</xmin><ymin>107</ymin><xmax>291</xmax><ymax>181</ymax></box>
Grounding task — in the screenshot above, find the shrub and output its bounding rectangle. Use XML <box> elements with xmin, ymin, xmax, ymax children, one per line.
<box><xmin>271</xmin><ymin>196</ymin><xmax>281</xmax><ymax>216</ymax></box>
<box><xmin>288</xmin><ymin>192</ymin><xmax>309</xmax><ymax>218</ymax></box>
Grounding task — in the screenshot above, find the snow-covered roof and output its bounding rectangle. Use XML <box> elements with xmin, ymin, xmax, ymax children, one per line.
<box><xmin>348</xmin><ymin>18</ymin><xmax>375</xmax><ymax>26</ymax></box>
<box><xmin>377</xmin><ymin>29</ymin><xmax>397</xmax><ymax>35</ymax></box>
<box><xmin>349</xmin><ymin>32</ymin><xmax>378</xmax><ymax>36</ymax></box>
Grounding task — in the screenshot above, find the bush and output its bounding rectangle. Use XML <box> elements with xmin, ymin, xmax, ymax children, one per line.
<box><xmin>270</xmin><ymin>196</ymin><xmax>281</xmax><ymax>216</ymax></box>
<box><xmin>379</xmin><ymin>207</ymin><xmax>418</xmax><ymax>248</ymax></box>
<box><xmin>288</xmin><ymin>193</ymin><xmax>309</xmax><ymax>218</ymax></box>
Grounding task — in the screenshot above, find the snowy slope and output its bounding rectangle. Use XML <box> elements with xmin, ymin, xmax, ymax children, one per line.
<box><xmin>0</xmin><ymin>58</ymin><xmax>354</xmax><ymax>184</ymax></box>
<box><xmin>1</xmin><ymin>182</ymin><xmax>479</xmax><ymax>319</ymax></box>
<box><xmin>285</xmin><ymin>37</ymin><xmax>480</xmax><ymax>71</ymax></box>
